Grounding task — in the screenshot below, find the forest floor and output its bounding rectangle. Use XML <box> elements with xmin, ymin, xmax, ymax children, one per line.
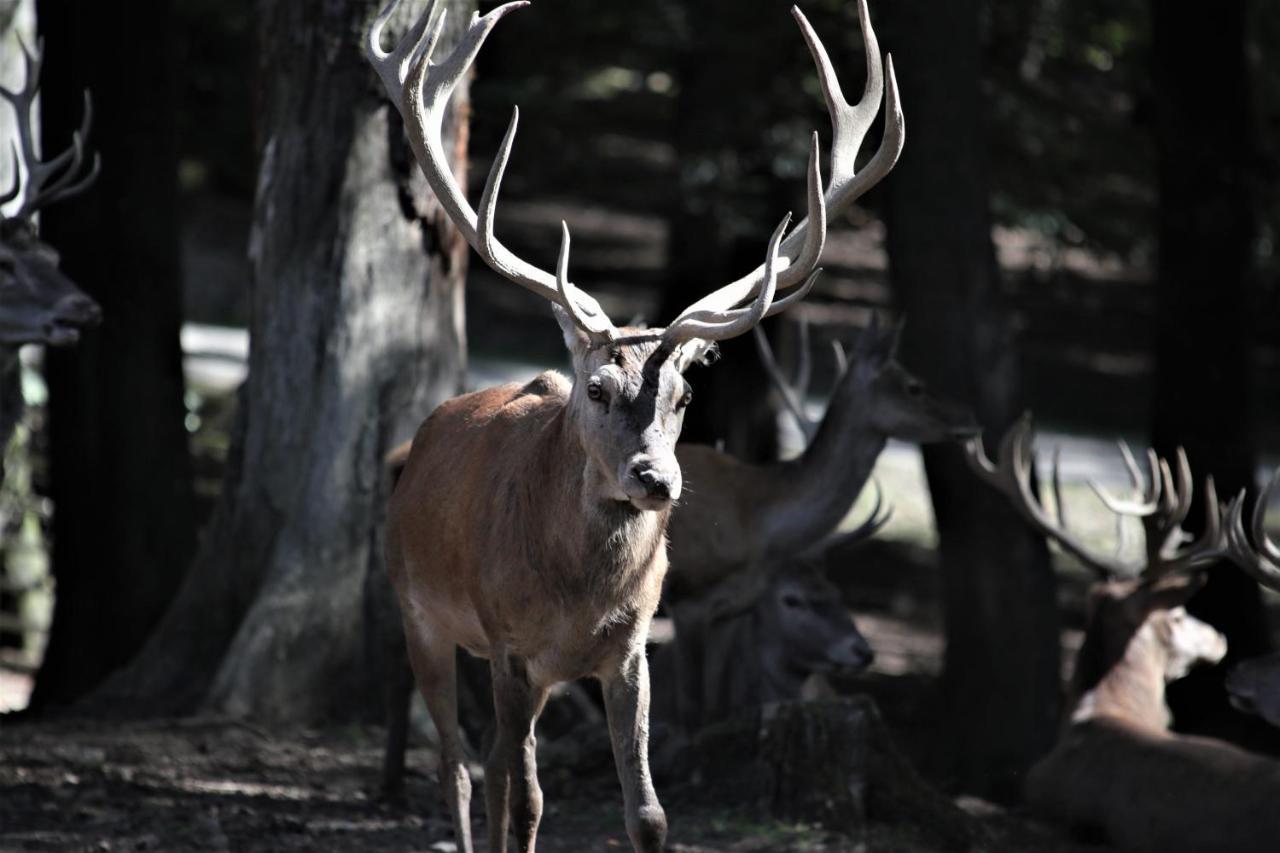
<box><xmin>0</xmin><ymin>715</ymin><xmax>1107</xmax><ymax>853</ymax></box>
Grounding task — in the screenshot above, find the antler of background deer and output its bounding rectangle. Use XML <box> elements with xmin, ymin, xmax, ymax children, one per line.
<box><xmin>366</xmin><ymin>0</ymin><xmax>899</xmax><ymax>349</ymax></box>
<box><xmin>1224</xmin><ymin>468</ymin><xmax>1280</xmax><ymax>592</ymax></box>
<box><xmin>753</xmin><ymin>316</ymin><xmax>848</xmax><ymax>442</ymax></box>
<box><xmin>964</xmin><ymin>415</ymin><xmax>1230</xmax><ymax>581</ymax></box>
<box><xmin>0</xmin><ymin>37</ymin><xmax>100</xmax><ymax>220</ymax></box>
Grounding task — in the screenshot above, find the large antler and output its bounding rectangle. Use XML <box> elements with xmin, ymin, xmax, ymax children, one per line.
<box><xmin>668</xmin><ymin>1</ymin><xmax>904</xmax><ymax>326</ymax></box>
<box><xmin>0</xmin><ymin>37</ymin><xmax>100</xmax><ymax>221</ymax></box>
<box><xmin>964</xmin><ymin>416</ymin><xmax>1227</xmax><ymax>581</ymax></box>
<box><xmin>366</xmin><ymin>0</ymin><xmax>899</xmax><ymax>350</ymax></box>
<box><xmin>1224</xmin><ymin>468</ymin><xmax>1280</xmax><ymax>592</ymax></box>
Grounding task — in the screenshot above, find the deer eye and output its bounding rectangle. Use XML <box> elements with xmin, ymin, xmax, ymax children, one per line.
<box><xmin>905</xmin><ymin>381</ymin><xmax>924</xmax><ymax>398</ymax></box>
<box><xmin>586</xmin><ymin>379</ymin><xmax>605</xmax><ymax>402</ymax></box>
<box><xmin>677</xmin><ymin>388</ymin><xmax>692</xmax><ymax>410</ymax></box>
<box><xmin>781</xmin><ymin>594</ymin><xmax>804</xmax><ymax>609</ymax></box>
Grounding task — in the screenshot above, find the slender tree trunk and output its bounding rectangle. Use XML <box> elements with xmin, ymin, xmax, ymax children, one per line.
<box><xmin>657</xmin><ymin>0</ymin><xmax>802</xmax><ymax>461</ymax></box>
<box><xmin>881</xmin><ymin>0</ymin><xmax>1059</xmax><ymax>799</ymax></box>
<box><xmin>1150</xmin><ymin>0</ymin><xmax>1269</xmax><ymax>735</ymax></box>
<box><xmin>30</xmin><ymin>0</ymin><xmax>196</xmax><ymax>708</ymax></box>
<box><xmin>90</xmin><ymin>0</ymin><xmax>471</xmax><ymax>723</ymax></box>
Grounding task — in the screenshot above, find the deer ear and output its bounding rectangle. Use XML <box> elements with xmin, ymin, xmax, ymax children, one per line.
<box><xmin>552</xmin><ymin>304</ymin><xmax>591</xmax><ymax>366</ymax></box>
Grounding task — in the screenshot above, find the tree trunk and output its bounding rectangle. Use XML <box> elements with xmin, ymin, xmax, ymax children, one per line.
<box><xmin>1149</xmin><ymin>0</ymin><xmax>1270</xmax><ymax>736</ymax></box>
<box><xmin>880</xmin><ymin>0</ymin><xmax>1060</xmax><ymax>799</ymax></box>
<box><xmin>656</xmin><ymin>0</ymin><xmax>802</xmax><ymax>461</ymax></box>
<box><xmin>29</xmin><ymin>0</ymin><xmax>196</xmax><ymax>708</ymax></box>
<box><xmin>90</xmin><ymin>0</ymin><xmax>471</xmax><ymax>723</ymax></box>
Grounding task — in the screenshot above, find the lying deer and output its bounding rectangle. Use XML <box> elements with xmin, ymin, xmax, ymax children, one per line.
<box><xmin>366</xmin><ymin>1</ymin><xmax>904</xmax><ymax>850</ymax></box>
<box><xmin>653</xmin><ymin>490</ymin><xmax>888</xmax><ymax>737</ymax></box>
<box><xmin>0</xmin><ymin>39</ymin><xmax>101</xmax><ymax>472</ymax></box>
<box><xmin>666</xmin><ymin>316</ymin><xmax>977</xmax><ymax>599</ymax></box>
<box><xmin>967</xmin><ymin>420</ymin><xmax>1280</xmax><ymax>853</ymax></box>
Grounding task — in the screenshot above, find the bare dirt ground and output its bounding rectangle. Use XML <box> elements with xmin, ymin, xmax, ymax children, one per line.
<box><xmin>0</xmin><ymin>714</ymin><xmax>1110</xmax><ymax>853</ymax></box>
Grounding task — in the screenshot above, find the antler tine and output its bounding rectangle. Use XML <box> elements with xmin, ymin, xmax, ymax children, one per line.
<box><xmin>1223</xmin><ymin>471</ymin><xmax>1280</xmax><ymax>592</ymax></box>
<box><xmin>754</xmin><ymin>323</ymin><xmax>818</xmax><ymax>442</ymax></box>
<box><xmin>671</xmin><ymin>2</ymin><xmax>903</xmax><ymax>324</ymax></box>
<box><xmin>0</xmin><ymin>144</ymin><xmax>20</xmax><ymax>207</ymax></box>
<box><xmin>964</xmin><ymin>415</ymin><xmax>1135</xmax><ymax>579</ymax></box>
<box><xmin>663</xmin><ymin>214</ymin><xmax>791</xmax><ymax>344</ymax></box>
<box><xmin>831</xmin><ymin>339</ymin><xmax>848</xmax><ymax>377</ymax></box>
<box><xmin>0</xmin><ymin>38</ymin><xmax>100</xmax><ymax>221</ymax></box>
<box><xmin>821</xmin><ymin>477</ymin><xmax>894</xmax><ymax>554</ymax></box>
<box><xmin>365</xmin><ymin>0</ymin><xmax>616</xmax><ymax>335</ymax></box>
<box><xmin>1089</xmin><ymin>440</ymin><xmax>1160</xmax><ymax>517</ymax></box>
<box><xmin>1253</xmin><ymin>468</ymin><xmax>1280</xmax><ymax>566</ymax></box>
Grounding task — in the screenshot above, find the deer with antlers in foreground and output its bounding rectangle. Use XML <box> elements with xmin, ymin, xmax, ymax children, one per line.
<box><xmin>0</xmin><ymin>39</ymin><xmax>101</xmax><ymax>474</ymax></box>
<box><xmin>665</xmin><ymin>316</ymin><xmax>977</xmax><ymax>600</ymax></box>
<box><xmin>967</xmin><ymin>420</ymin><xmax>1280</xmax><ymax>853</ymax></box>
<box><xmin>367</xmin><ymin>0</ymin><xmax>903</xmax><ymax>849</ymax></box>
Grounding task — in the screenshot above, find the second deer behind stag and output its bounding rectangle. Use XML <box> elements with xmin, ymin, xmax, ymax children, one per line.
<box><xmin>666</xmin><ymin>318</ymin><xmax>977</xmax><ymax>598</ymax></box>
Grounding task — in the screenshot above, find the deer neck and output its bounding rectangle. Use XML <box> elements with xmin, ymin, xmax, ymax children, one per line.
<box><xmin>1067</xmin><ymin>621</ymin><xmax>1173</xmax><ymax>733</ymax></box>
<box><xmin>760</xmin><ymin>384</ymin><xmax>884</xmax><ymax>555</ymax></box>
<box><xmin>551</xmin><ymin>401</ymin><xmax>668</xmax><ymax>571</ymax></box>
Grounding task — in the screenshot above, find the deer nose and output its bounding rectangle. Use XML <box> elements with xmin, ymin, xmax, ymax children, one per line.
<box><xmin>829</xmin><ymin>636</ymin><xmax>875</xmax><ymax>672</ymax></box>
<box><xmin>632</xmin><ymin>466</ymin><xmax>672</xmax><ymax>499</ymax></box>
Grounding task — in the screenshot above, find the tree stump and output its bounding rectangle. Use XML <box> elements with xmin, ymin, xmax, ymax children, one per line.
<box><xmin>689</xmin><ymin>695</ymin><xmax>984</xmax><ymax>851</ymax></box>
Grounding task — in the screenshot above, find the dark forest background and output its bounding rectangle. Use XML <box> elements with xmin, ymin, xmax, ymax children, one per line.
<box><xmin>2</xmin><ymin>0</ymin><xmax>1279</xmax><ymax>810</ymax></box>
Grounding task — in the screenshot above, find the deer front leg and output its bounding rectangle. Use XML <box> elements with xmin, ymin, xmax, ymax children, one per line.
<box><xmin>601</xmin><ymin>648</ymin><xmax>667</xmax><ymax>853</ymax></box>
<box><xmin>405</xmin><ymin>631</ymin><xmax>473</xmax><ymax>853</ymax></box>
<box><xmin>487</xmin><ymin>651</ymin><xmax>549</xmax><ymax>853</ymax></box>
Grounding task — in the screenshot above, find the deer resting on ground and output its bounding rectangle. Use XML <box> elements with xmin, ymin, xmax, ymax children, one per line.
<box><xmin>665</xmin><ymin>316</ymin><xmax>977</xmax><ymax>599</ymax></box>
<box><xmin>367</xmin><ymin>0</ymin><xmax>904</xmax><ymax>850</ymax></box>
<box><xmin>0</xmin><ymin>39</ymin><xmax>101</xmax><ymax>474</ymax></box>
<box><xmin>652</xmin><ymin>490</ymin><xmax>888</xmax><ymax>738</ymax></box>
<box><xmin>968</xmin><ymin>420</ymin><xmax>1280</xmax><ymax>853</ymax></box>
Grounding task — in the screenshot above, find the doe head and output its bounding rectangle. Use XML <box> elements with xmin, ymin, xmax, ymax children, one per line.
<box><xmin>845</xmin><ymin>319</ymin><xmax>979</xmax><ymax>444</ymax></box>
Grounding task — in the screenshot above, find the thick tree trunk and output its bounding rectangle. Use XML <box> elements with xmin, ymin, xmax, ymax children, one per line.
<box><xmin>90</xmin><ymin>0</ymin><xmax>471</xmax><ymax>723</ymax></box>
<box><xmin>880</xmin><ymin>0</ymin><xmax>1060</xmax><ymax>799</ymax></box>
<box><xmin>29</xmin><ymin>0</ymin><xmax>196</xmax><ymax>708</ymax></box>
<box><xmin>1149</xmin><ymin>0</ymin><xmax>1269</xmax><ymax>736</ymax></box>
<box><xmin>0</xmin><ymin>0</ymin><xmax>31</xmax><ymax>474</ymax></box>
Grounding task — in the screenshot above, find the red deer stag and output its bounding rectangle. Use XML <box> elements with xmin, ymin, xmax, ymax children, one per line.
<box><xmin>967</xmin><ymin>419</ymin><xmax>1280</xmax><ymax>853</ymax></box>
<box><xmin>365</xmin><ymin>0</ymin><xmax>904</xmax><ymax>850</ymax></box>
<box><xmin>0</xmin><ymin>39</ymin><xmax>100</xmax><ymax>473</ymax></box>
<box><xmin>666</xmin><ymin>316</ymin><xmax>977</xmax><ymax>599</ymax></box>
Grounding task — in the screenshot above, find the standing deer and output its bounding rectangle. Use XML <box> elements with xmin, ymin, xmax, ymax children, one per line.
<box><xmin>967</xmin><ymin>420</ymin><xmax>1280</xmax><ymax>853</ymax></box>
<box><xmin>0</xmin><ymin>39</ymin><xmax>101</xmax><ymax>474</ymax></box>
<box><xmin>666</xmin><ymin>316</ymin><xmax>977</xmax><ymax>599</ymax></box>
<box><xmin>366</xmin><ymin>1</ymin><xmax>904</xmax><ymax>850</ymax></box>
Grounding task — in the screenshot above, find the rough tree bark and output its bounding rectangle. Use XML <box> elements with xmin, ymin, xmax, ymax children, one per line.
<box><xmin>29</xmin><ymin>0</ymin><xmax>196</xmax><ymax>708</ymax></box>
<box><xmin>1150</xmin><ymin>0</ymin><xmax>1270</xmax><ymax>736</ymax></box>
<box><xmin>880</xmin><ymin>0</ymin><xmax>1060</xmax><ymax>799</ymax></box>
<box><xmin>91</xmin><ymin>0</ymin><xmax>471</xmax><ymax>723</ymax></box>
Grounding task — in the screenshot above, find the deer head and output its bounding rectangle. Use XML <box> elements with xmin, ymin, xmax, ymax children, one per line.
<box><xmin>0</xmin><ymin>39</ymin><xmax>101</xmax><ymax>348</ymax></box>
<box><xmin>756</xmin><ymin>316</ymin><xmax>978</xmax><ymax>448</ymax></box>
<box><xmin>366</xmin><ymin>0</ymin><xmax>904</xmax><ymax>510</ymax></box>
